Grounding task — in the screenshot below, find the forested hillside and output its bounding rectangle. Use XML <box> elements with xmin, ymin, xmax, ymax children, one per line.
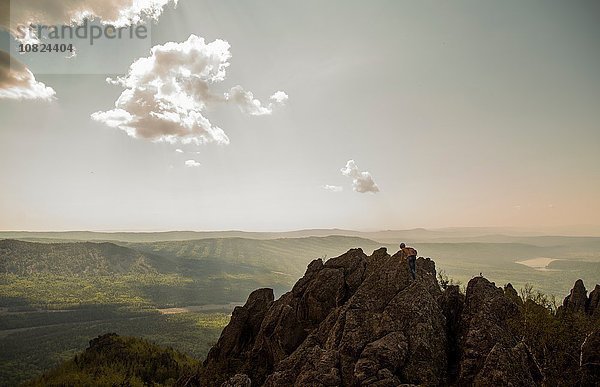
<box><xmin>0</xmin><ymin>240</ymin><xmax>167</xmax><ymax>276</ymax></box>
<box><xmin>24</xmin><ymin>333</ymin><xmax>198</xmax><ymax>386</ymax></box>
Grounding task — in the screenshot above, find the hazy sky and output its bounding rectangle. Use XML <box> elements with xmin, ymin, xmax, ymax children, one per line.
<box><xmin>1</xmin><ymin>0</ymin><xmax>599</xmax><ymax>231</ymax></box>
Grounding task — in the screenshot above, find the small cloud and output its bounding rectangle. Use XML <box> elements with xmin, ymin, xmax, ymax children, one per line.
<box><xmin>227</xmin><ymin>86</ymin><xmax>288</xmax><ymax>116</ymax></box>
<box><xmin>322</xmin><ymin>185</ymin><xmax>343</xmax><ymax>192</ymax></box>
<box><xmin>185</xmin><ymin>159</ymin><xmax>201</xmax><ymax>167</ymax></box>
<box><xmin>270</xmin><ymin>91</ymin><xmax>289</xmax><ymax>104</ymax></box>
<box><xmin>175</xmin><ymin>148</ymin><xmax>184</xmax><ymax>153</ymax></box>
<box><xmin>341</xmin><ymin>160</ymin><xmax>379</xmax><ymax>193</ymax></box>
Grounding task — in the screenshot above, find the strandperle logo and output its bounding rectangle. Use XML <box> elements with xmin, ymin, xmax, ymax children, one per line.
<box><xmin>9</xmin><ymin>17</ymin><xmax>154</xmax><ymax>75</ymax></box>
<box><xmin>16</xmin><ymin>20</ymin><xmax>150</xmax><ymax>46</ymax></box>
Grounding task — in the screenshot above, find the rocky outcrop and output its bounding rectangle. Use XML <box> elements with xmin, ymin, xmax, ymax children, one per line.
<box><xmin>455</xmin><ymin>276</ymin><xmax>542</xmax><ymax>386</ymax></box>
<box><xmin>201</xmin><ymin>288</ymin><xmax>274</xmax><ymax>385</ymax></box>
<box><xmin>265</xmin><ymin>249</ymin><xmax>445</xmax><ymax>387</ymax></box>
<box><xmin>194</xmin><ymin>248</ymin><xmax>598</xmax><ymax>387</ymax></box>
<box><xmin>562</xmin><ymin>279</ymin><xmax>588</xmax><ymax>314</ymax></box>
<box><xmin>503</xmin><ymin>283</ymin><xmax>521</xmax><ymax>304</ymax></box>
<box><xmin>558</xmin><ymin>280</ymin><xmax>600</xmax><ymax>318</ymax></box>
<box><xmin>197</xmin><ymin>248</ymin><xmax>515</xmax><ymax>386</ymax></box>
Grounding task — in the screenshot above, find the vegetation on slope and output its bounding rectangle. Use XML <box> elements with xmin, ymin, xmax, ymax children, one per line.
<box><xmin>24</xmin><ymin>333</ymin><xmax>198</xmax><ymax>387</ymax></box>
<box><xmin>0</xmin><ymin>308</ymin><xmax>229</xmax><ymax>386</ymax></box>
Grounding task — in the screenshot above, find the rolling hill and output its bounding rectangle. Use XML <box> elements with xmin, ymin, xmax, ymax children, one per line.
<box><xmin>0</xmin><ymin>239</ymin><xmax>170</xmax><ymax>276</ymax></box>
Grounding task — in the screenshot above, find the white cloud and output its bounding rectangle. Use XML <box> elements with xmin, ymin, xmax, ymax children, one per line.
<box><xmin>92</xmin><ymin>35</ymin><xmax>287</xmax><ymax>146</ymax></box>
<box><xmin>0</xmin><ymin>0</ymin><xmax>177</xmax><ymax>100</ymax></box>
<box><xmin>322</xmin><ymin>185</ymin><xmax>343</xmax><ymax>192</ymax></box>
<box><xmin>175</xmin><ymin>148</ymin><xmax>183</xmax><ymax>153</ymax></box>
<box><xmin>3</xmin><ymin>0</ymin><xmax>178</xmax><ymax>37</ymax></box>
<box><xmin>184</xmin><ymin>159</ymin><xmax>201</xmax><ymax>167</ymax></box>
<box><xmin>341</xmin><ymin>160</ymin><xmax>380</xmax><ymax>193</ymax></box>
<box><xmin>0</xmin><ymin>51</ymin><xmax>55</xmax><ymax>101</ymax></box>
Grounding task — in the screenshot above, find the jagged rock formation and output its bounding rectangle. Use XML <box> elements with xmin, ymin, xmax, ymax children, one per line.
<box><xmin>559</xmin><ymin>280</ymin><xmax>600</xmax><ymax>318</ymax></box>
<box><xmin>196</xmin><ymin>247</ymin><xmax>584</xmax><ymax>386</ymax></box>
<box><xmin>562</xmin><ymin>279</ymin><xmax>589</xmax><ymax>314</ymax></box>
<box><xmin>456</xmin><ymin>277</ymin><xmax>543</xmax><ymax>386</ymax></box>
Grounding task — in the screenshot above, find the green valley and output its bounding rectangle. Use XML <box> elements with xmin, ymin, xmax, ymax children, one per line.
<box><xmin>1</xmin><ymin>233</ymin><xmax>599</xmax><ymax>385</ymax></box>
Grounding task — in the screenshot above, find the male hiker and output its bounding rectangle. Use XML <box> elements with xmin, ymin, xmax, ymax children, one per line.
<box><xmin>408</xmin><ymin>254</ymin><xmax>416</xmax><ymax>280</ymax></box>
<box><xmin>400</xmin><ymin>243</ymin><xmax>417</xmax><ymax>280</ymax></box>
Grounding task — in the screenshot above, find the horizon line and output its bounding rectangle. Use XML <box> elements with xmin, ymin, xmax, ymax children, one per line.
<box><xmin>1</xmin><ymin>224</ymin><xmax>600</xmax><ymax>235</ymax></box>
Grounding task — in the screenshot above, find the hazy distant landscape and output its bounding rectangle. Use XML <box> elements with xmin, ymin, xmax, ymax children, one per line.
<box><xmin>1</xmin><ymin>228</ymin><xmax>599</xmax><ymax>385</ymax></box>
<box><xmin>2</xmin><ymin>0</ymin><xmax>599</xmax><ymax>384</ymax></box>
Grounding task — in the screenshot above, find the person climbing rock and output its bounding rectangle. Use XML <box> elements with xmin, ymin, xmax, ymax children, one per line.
<box><xmin>408</xmin><ymin>254</ymin><xmax>416</xmax><ymax>280</ymax></box>
<box><xmin>399</xmin><ymin>243</ymin><xmax>417</xmax><ymax>280</ymax></box>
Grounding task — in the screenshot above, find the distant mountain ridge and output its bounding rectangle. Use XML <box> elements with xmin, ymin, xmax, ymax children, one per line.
<box><xmin>2</xmin><ymin>226</ymin><xmax>600</xmax><ymax>244</ymax></box>
<box><xmin>0</xmin><ymin>236</ymin><xmax>390</xmax><ymax>279</ymax></box>
<box><xmin>0</xmin><ymin>239</ymin><xmax>164</xmax><ymax>276</ymax></box>
<box><xmin>2</xmin><ymin>235</ymin><xmax>599</xmax><ymax>298</ymax></box>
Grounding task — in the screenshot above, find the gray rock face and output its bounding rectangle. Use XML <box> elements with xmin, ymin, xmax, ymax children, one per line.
<box><xmin>200</xmin><ymin>247</ymin><xmax>450</xmax><ymax>386</ymax></box>
<box><xmin>262</xmin><ymin>248</ymin><xmax>447</xmax><ymax>386</ymax></box>
<box><xmin>201</xmin><ymin>288</ymin><xmax>274</xmax><ymax>385</ymax></box>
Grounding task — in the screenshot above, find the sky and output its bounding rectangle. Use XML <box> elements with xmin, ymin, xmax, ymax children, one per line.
<box><xmin>0</xmin><ymin>0</ymin><xmax>599</xmax><ymax>232</ymax></box>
